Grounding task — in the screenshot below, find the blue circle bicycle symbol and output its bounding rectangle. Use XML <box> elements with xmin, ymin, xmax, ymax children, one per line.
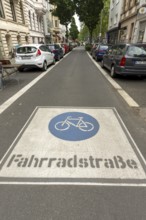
<box><xmin>49</xmin><ymin>112</ymin><xmax>100</xmax><ymax>141</ymax></box>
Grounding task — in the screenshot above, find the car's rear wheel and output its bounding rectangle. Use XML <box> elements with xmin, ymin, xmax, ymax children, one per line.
<box><xmin>101</xmin><ymin>59</ymin><xmax>105</xmax><ymax>68</ymax></box>
<box><xmin>110</xmin><ymin>65</ymin><xmax>117</xmax><ymax>78</ymax></box>
<box><xmin>18</xmin><ymin>67</ymin><xmax>24</xmax><ymax>72</ymax></box>
<box><xmin>42</xmin><ymin>61</ymin><xmax>47</xmax><ymax>71</ymax></box>
<box><xmin>57</xmin><ymin>55</ymin><xmax>60</xmax><ymax>61</ymax></box>
<box><xmin>95</xmin><ymin>56</ymin><xmax>99</xmax><ymax>62</ymax></box>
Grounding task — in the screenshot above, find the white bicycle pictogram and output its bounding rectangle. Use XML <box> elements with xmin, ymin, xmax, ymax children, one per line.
<box><xmin>55</xmin><ymin>116</ymin><xmax>94</xmax><ymax>132</ymax></box>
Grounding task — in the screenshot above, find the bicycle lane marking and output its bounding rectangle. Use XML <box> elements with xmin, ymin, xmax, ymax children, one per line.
<box><xmin>0</xmin><ymin>107</ymin><xmax>146</xmax><ymax>186</ymax></box>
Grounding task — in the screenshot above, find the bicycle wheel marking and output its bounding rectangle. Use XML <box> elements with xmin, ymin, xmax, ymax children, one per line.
<box><xmin>0</xmin><ymin>107</ymin><xmax>146</xmax><ymax>185</ymax></box>
<box><xmin>49</xmin><ymin>112</ymin><xmax>99</xmax><ymax>141</ymax></box>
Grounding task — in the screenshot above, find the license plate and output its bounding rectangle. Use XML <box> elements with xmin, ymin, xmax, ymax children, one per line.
<box><xmin>135</xmin><ymin>61</ymin><xmax>146</xmax><ymax>64</ymax></box>
<box><xmin>22</xmin><ymin>57</ymin><xmax>31</xmax><ymax>60</ymax></box>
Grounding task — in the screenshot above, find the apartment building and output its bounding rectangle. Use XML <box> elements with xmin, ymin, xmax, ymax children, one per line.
<box><xmin>133</xmin><ymin>0</ymin><xmax>146</xmax><ymax>43</ymax></box>
<box><xmin>48</xmin><ymin>4</ymin><xmax>62</xmax><ymax>43</ymax></box>
<box><xmin>0</xmin><ymin>0</ymin><xmax>29</xmax><ymax>59</ymax></box>
<box><xmin>25</xmin><ymin>0</ymin><xmax>47</xmax><ymax>44</ymax></box>
<box><xmin>107</xmin><ymin>0</ymin><xmax>123</xmax><ymax>44</ymax></box>
<box><xmin>119</xmin><ymin>0</ymin><xmax>139</xmax><ymax>43</ymax></box>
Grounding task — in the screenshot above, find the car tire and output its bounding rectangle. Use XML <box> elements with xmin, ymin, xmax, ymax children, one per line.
<box><xmin>101</xmin><ymin>60</ymin><xmax>105</xmax><ymax>68</ymax></box>
<box><xmin>110</xmin><ymin>65</ymin><xmax>117</xmax><ymax>78</ymax></box>
<box><xmin>18</xmin><ymin>67</ymin><xmax>24</xmax><ymax>72</ymax></box>
<box><xmin>95</xmin><ymin>56</ymin><xmax>98</xmax><ymax>62</ymax></box>
<box><xmin>42</xmin><ymin>61</ymin><xmax>47</xmax><ymax>71</ymax></box>
<box><xmin>57</xmin><ymin>55</ymin><xmax>60</xmax><ymax>61</ymax></box>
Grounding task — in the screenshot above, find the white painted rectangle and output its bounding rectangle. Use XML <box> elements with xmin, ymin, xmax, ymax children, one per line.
<box><xmin>0</xmin><ymin>107</ymin><xmax>146</xmax><ymax>184</ymax></box>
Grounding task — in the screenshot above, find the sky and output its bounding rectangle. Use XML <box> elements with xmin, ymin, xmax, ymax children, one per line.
<box><xmin>74</xmin><ymin>14</ymin><xmax>81</xmax><ymax>31</ymax></box>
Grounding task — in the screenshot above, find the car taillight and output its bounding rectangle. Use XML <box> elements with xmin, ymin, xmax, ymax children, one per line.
<box><xmin>120</xmin><ymin>56</ymin><xmax>126</xmax><ymax>66</ymax></box>
<box><xmin>36</xmin><ymin>49</ymin><xmax>41</xmax><ymax>56</ymax></box>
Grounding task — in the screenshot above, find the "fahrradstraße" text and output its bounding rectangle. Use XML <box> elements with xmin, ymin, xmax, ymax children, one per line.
<box><xmin>6</xmin><ymin>154</ymin><xmax>138</xmax><ymax>169</ymax></box>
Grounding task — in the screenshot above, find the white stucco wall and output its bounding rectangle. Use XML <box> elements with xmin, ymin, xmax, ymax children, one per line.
<box><xmin>108</xmin><ymin>0</ymin><xmax>123</xmax><ymax>30</ymax></box>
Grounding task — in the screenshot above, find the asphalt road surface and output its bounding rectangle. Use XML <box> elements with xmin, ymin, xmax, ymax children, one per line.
<box><xmin>0</xmin><ymin>47</ymin><xmax>146</xmax><ymax>220</ymax></box>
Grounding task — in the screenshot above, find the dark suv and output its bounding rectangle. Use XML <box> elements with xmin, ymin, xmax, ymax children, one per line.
<box><xmin>46</xmin><ymin>44</ymin><xmax>64</xmax><ymax>61</ymax></box>
<box><xmin>101</xmin><ymin>43</ymin><xmax>146</xmax><ymax>78</ymax></box>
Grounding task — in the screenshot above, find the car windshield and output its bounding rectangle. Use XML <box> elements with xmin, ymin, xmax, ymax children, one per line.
<box><xmin>17</xmin><ymin>47</ymin><xmax>37</xmax><ymax>54</ymax></box>
<box><xmin>48</xmin><ymin>45</ymin><xmax>55</xmax><ymax>50</ymax></box>
<box><xmin>127</xmin><ymin>45</ymin><xmax>146</xmax><ymax>57</ymax></box>
<box><xmin>99</xmin><ymin>45</ymin><xmax>108</xmax><ymax>50</ymax></box>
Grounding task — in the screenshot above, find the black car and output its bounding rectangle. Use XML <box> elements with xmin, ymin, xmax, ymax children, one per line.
<box><xmin>93</xmin><ymin>44</ymin><xmax>109</xmax><ymax>61</ymax></box>
<box><xmin>46</xmin><ymin>44</ymin><xmax>64</xmax><ymax>61</ymax></box>
<box><xmin>101</xmin><ymin>43</ymin><xmax>146</xmax><ymax>78</ymax></box>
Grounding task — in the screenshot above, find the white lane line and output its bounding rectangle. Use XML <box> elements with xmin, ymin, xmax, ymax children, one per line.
<box><xmin>0</xmin><ymin>53</ymin><xmax>71</xmax><ymax>115</ymax></box>
<box><xmin>87</xmin><ymin>52</ymin><xmax>139</xmax><ymax>108</ymax></box>
<box><xmin>0</xmin><ymin>182</ymin><xmax>146</xmax><ymax>187</ymax></box>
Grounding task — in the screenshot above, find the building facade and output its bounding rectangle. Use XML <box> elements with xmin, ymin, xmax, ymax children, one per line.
<box><xmin>0</xmin><ymin>0</ymin><xmax>29</xmax><ymax>59</ymax></box>
<box><xmin>25</xmin><ymin>0</ymin><xmax>47</xmax><ymax>44</ymax></box>
<box><xmin>119</xmin><ymin>0</ymin><xmax>139</xmax><ymax>43</ymax></box>
<box><xmin>0</xmin><ymin>0</ymin><xmax>69</xmax><ymax>58</ymax></box>
<box><xmin>133</xmin><ymin>0</ymin><xmax>146</xmax><ymax>43</ymax></box>
<box><xmin>107</xmin><ymin>0</ymin><xmax>123</xmax><ymax>44</ymax></box>
<box><xmin>48</xmin><ymin>4</ymin><xmax>63</xmax><ymax>43</ymax></box>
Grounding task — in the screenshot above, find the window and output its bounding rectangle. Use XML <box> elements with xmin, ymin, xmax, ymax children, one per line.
<box><xmin>110</xmin><ymin>18</ymin><xmax>113</xmax><ymax>27</ymax></box>
<box><xmin>20</xmin><ymin>0</ymin><xmax>24</xmax><ymax>24</ymax></box>
<box><xmin>29</xmin><ymin>11</ymin><xmax>32</xmax><ymax>29</ymax></box>
<box><xmin>10</xmin><ymin>0</ymin><xmax>16</xmax><ymax>21</ymax></box>
<box><xmin>33</xmin><ymin>13</ymin><xmax>35</xmax><ymax>30</ymax></box>
<box><xmin>17</xmin><ymin>46</ymin><xmax>37</xmax><ymax>54</ymax></box>
<box><xmin>55</xmin><ymin>20</ymin><xmax>58</xmax><ymax>27</ymax></box>
<box><xmin>114</xmin><ymin>14</ymin><xmax>118</xmax><ymax>24</ymax></box>
<box><xmin>0</xmin><ymin>0</ymin><xmax>5</xmax><ymax>18</ymax></box>
<box><xmin>127</xmin><ymin>46</ymin><xmax>146</xmax><ymax>56</ymax></box>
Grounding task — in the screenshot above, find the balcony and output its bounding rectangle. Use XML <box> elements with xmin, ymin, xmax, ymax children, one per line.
<box><xmin>140</xmin><ymin>0</ymin><xmax>146</xmax><ymax>6</ymax></box>
<box><xmin>34</xmin><ymin>1</ymin><xmax>47</xmax><ymax>16</ymax></box>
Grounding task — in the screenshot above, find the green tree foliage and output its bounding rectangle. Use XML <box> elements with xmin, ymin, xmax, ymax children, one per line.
<box><xmin>49</xmin><ymin>0</ymin><xmax>75</xmax><ymax>41</ymax></box>
<box><xmin>78</xmin><ymin>24</ymin><xmax>89</xmax><ymax>42</ymax></box>
<box><xmin>69</xmin><ymin>17</ymin><xmax>79</xmax><ymax>41</ymax></box>
<box><xmin>93</xmin><ymin>0</ymin><xmax>110</xmax><ymax>42</ymax></box>
<box><xmin>74</xmin><ymin>0</ymin><xmax>104</xmax><ymax>43</ymax></box>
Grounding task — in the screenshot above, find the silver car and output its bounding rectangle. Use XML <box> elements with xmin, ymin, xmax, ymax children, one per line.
<box><xmin>15</xmin><ymin>44</ymin><xmax>55</xmax><ymax>71</ymax></box>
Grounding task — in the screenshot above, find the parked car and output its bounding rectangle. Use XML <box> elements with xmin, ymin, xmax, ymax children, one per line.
<box><xmin>101</xmin><ymin>43</ymin><xmax>146</xmax><ymax>78</ymax></box>
<box><xmin>15</xmin><ymin>44</ymin><xmax>55</xmax><ymax>71</ymax></box>
<box><xmin>55</xmin><ymin>43</ymin><xmax>65</xmax><ymax>55</ymax></box>
<box><xmin>93</xmin><ymin>44</ymin><xmax>109</xmax><ymax>61</ymax></box>
<box><xmin>46</xmin><ymin>44</ymin><xmax>64</xmax><ymax>61</ymax></box>
<box><xmin>61</xmin><ymin>43</ymin><xmax>70</xmax><ymax>54</ymax></box>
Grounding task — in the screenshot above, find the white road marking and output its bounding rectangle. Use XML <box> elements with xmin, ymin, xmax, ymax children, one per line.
<box><xmin>0</xmin><ymin>182</ymin><xmax>146</xmax><ymax>186</ymax></box>
<box><xmin>0</xmin><ymin>107</ymin><xmax>146</xmax><ymax>186</ymax></box>
<box><xmin>0</xmin><ymin>53</ymin><xmax>70</xmax><ymax>115</ymax></box>
<box><xmin>87</xmin><ymin>53</ymin><xmax>139</xmax><ymax>108</ymax></box>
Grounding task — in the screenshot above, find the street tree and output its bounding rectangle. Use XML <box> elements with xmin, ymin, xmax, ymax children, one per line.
<box><xmin>74</xmin><ymin>0</ymin><xmax>104</xmax><ymax>43</ymax></box>
<box><xmin>93</xmin><ymin>0</ymin><xmax>110</xmax><ymax>42</ymax></box>
<box><xmin>49</xmin><ymin>0</ymin><xmax>75</xmax><ymax>42</ymax></box>
<box><xmin>78</xmin><ymin>24</ymin><xmax>89</xmax><ymax>42</ymax></box>
<box><xmin>69</xmin><ymin>17</ymin><xmax>79</xmax><ymax>41</ymax></box>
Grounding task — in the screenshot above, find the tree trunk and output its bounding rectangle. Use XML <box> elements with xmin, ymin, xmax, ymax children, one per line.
<box><xmin>89</xmin><ymin>30</ymin><xmax>93</xmax><ymax>44</ymax></box>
